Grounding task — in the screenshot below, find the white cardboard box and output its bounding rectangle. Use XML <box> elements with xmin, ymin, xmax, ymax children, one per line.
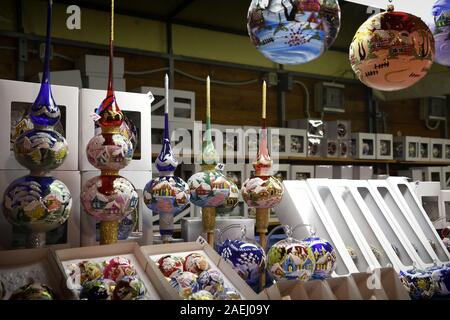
<box><xmin>307</xmin><ymin>137</ymin><xmax>323</xmax><ymax>157</ymax></box>
<box><xmin>286</xmin><ymin>128</ymin><xmax>307</xmax><ymax>157</ymax></box>
<box><xmin>54</xmin><ymin>242</ymin><xmax>164</xmax><ymax>300</ymax></box>
<box><xmin>0</xmin><ymin>248</ymin><xmax>67</xmax><ymax>299</ymax></box>
<box><xmin>77</xmin><ymin>55</ymin><xmax>125</xmax><ymax>78</ymax></box>
<box><xmin>394</xmin><ymin>136</ymin><xmax>421</xmax><ymax>161</ymax></box>
<box><xmin>443</xmin><ymin>166</ymin><xmax>450</xmax><ymax>190</ymax></box>
<box><xmin>351</xmin><ymin>133</ymin><xmax>376</xmax><ymax>160</ymax></box>
<box><xmin>0</xmin><ymin>170</ymin><xmax>80</xmax><ymax>251</ymax></box>
<box><xmin>410</xmin><ymin>181</ymin><xmax>446</xmax><ymax>229</ymax></box>
<box><xmin>410</xmin><ymin>166</ymin><xmax>444</xmax><ymax>185</ymax></box>
<box><xmin>397</xmin><ymin>169</ymin><xmax>424</xmax><ymax>181</ymax></box>
<box><xmin>430</xmin><ymin>138</ymin><xmax>446</xmax><ymax>162</ymax></box>
<box><xmin>79</xmin><ymin>88</ymin><xmax>152</xmax><ymax>171</ymax></box>
<box><xmin>444</xmin><ymin>139</ymin><xmax>450</xmax><ymax>161</ymax></box>
<box><xmin>327</xmin><ymin>120</ymin><xmax>351</xmax><ymax>139</ymax></box>
<box><xmin>215</xmin><ymin>124</ymin><xmax>246</xmax><ymax>162</ymax></box>
<box><xmin>134</xmin><ymin>86</ymin><xmax>195</xmax><ymax>123</ymax></box>
<box><xmin>291</xmin><ymin>165</ymin><xmax>315</xmax><ymax>180</ymax></box>
<box><xmin>338</xmin><ymin>139</ymin><xmax>351</xmax><ymax>158</ymax></box>
<box><xmin>243</xmin><ymin>126</ymin><xmax>261</xmax><ymax>161</ymax></box>
<box><xmin>84</xmin><ymin>76</ymin><xmax>126</xmax><ymax>91</ymax></box>
<box><xmin>321</xmin><ymin>139</ymin><xmax>339</xmax><ymax>158</ymax></box>
<box><xmin>353</xmin><ymin>166</ymin><xmax>373</xmax><ymax>180</ymax></box>
<box><xmin>0</xmin><ymin>79</ymin><xmax>79</xmax><ymax>171</ymax></box>
<box><xmin>38</xmin><ymin>70</ymin><xmax>83</xmax><ymax>88</ymax></box>
<box><xmin>333</xmin><ymin>165</ymin><xmax>354</xmax><ymax>179</ymax></box>
<box><xmin>268</xmin><ymin>127</ymin><xmax>289</xmax><ymax>158</ymax></box>
<box><xmin>140</xmin><ymin>240</ymin><xmax>261</xmax><ymax>300</ymax></box>
<box><xmin>315</xmin><ymin>165</ymin><xmax>333</xmax><ymax>178</ymax></box>
<box><xmin>419</xmin><ymin>138</ymin><xmax>431</xmax><ymax>161</ymax></box>
<box><xmin>376</xmin><ymin>133</ymin><xmax>393</xmax><ymax>160</ymax></box>
<box><xmin>80</xmin><ymin>170</ymin><xmax>153</xmax><ymax>247</ymax></box>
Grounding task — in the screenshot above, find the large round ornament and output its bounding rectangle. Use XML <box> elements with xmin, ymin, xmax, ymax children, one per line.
<box><xmin>103</xmin><ymin>257</ymin><xmax>136</xmax><ymax>282</ymax></box>
<box><xmin>86</xmin><ymin>133</ymin><xmax>133</xmax><ymax>171</ymax></box>
<box><xmin>218</xmin><ymin>238</ymin><xmax>266</xmax><ymax>290</ymax></box>
<box><xmin>184</xmin><ymin>253</ymin><xmax>209</xmax><ymax>275</ymax></box>
<box><xmin>216</xmin><ymin>175</ymin><xmax>239</xmax><ymax>215</ymax></box>
<box><xmin>112</xmin><ymin>275</ymin><xmax>146</xmax><ymax>300</ymax></box>
<box><xmin>349</xmin><ymin>9</ymin><xmax>435</xmax><ymax>91</ymax></box>
<box><xmin>302</xmin><ymin>235</ymin><xmax>336</xmax><ymax>279</ymax></box>
<box><xmin>428</xmin><ymin>0</ymin><xmax>450</xmax><ymax>66</ymax></box>
<box><xmin>242</xmin><ymin>176</ymin><xmax>284</xmax><ymax>208</ymax></box>
<box><xmin>80</xmin><ymin>278</ymin><xmax>115</xmax><ymax>300</ymax></box>
<box><xmin>9</xmin><ymin>282</ymin><xmax>55</xmax><ymax>300</ymax></box>
<box><xmin>247</xmin><ymin>0</ymin><xmax>341</xmax><ymax>65</ymax></box>
<box><xmin>143</xmin><ymin>176</ymin><xmax>190</xmax><ymax>215</ymax></box>
<box><xmin>399</xmin><ymin>268</ymin><xmax>436</xmax><ymax>300</ymax></box>
<box><xmin>13</xmin><ymin>129</ymin><xmax>68</xmax><ymax>173</ymax></box>
<box><xmin>429</xmin><ymin>265</ymin><xmax>450</xmax><ymax>296</ymax></box>
<box><xmin>68</xmin><ymin>260</ymin><xmax>103</xmax><ymax>285</ymax></box>
<box><xmin>187</xmin><ymin>170</ymin><xmax>233</xmax><ymax>208</ymax></box>
<box><xmin>169</xmin><ymin>271</ymin><xmax>198</xmax><ymax>299</ymax></box>
<box><xmin>80</xmin><ymin>175</ymin><xmax>139</xmax><ymax>222</ymax></box>
<box><xmin>3</xmin><ymin>175</ymin><xmax>72</xmax><ymax>233</ymax></box>
<box><xmin>158</xmin><ymin>255</ymin><xmax>185</xmax><ymax>278</ymax></box>
<box><xmin>195</xmin><ymin>270</ymin><xmax>224</xmax><ymax>295</ymax></box>
<box><xmin>267</xmin><ymin>237</ymin><xmax>316</xmax><ymax>281</ymax></box>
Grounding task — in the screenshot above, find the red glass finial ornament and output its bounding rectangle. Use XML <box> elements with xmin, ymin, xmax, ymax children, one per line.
<box><xmin>81</xmin><ymin>0</ymin><xmax>138</xmax><ymax>245</ymax></box>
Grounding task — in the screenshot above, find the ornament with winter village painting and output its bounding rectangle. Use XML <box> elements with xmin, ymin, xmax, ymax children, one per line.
<box><xmin>216</xmin><ymin>224</ymin><xmax>266</xmax><ymax>292</ymax></box>
<box><xmin>187</xmin><ymin>77</ymin><xmax>237</xmax><ymax>245</ymax></box>
<box><xmin>81</xmin><ymin>0</ymin><xmax>138</xmax><ymax>245</ymax></box>
<box><xmin>428</xmin><ymin>0</ymin><xmax>450</xmax><ymax>66</ymax></box>
<box><xmin>350</xmin><ymin>5</ymin><xmax>435</xmax><ymax>91</ymax></box>
<box><xmin>2</xmin><ymin>1</ymin><xmax>72</xmax><ymax>248</ymax></box>
<box><xmin>247</xmin><ymin>0</ymin><xmax>341</xmax><ymax>65</ymax></box>
<box><xmin>143</xmin><ymin>75</ymin><xmax>190</xmax><ymax>243</ymax></box>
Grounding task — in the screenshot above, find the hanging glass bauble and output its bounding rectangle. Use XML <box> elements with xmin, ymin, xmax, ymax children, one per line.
<box><xmin>86</xmin><ymin>133</ymin><xmax>133</xmax><ymax>171</ymax></box>
<box><xmin>302</xmin><ymin>235</ymin><xmax>336</xmax><ymax>280</ymax></box>
<box><xmin>247</xmin><ymin>0</ymin><xmax>341</xmax><ymax>65</ymax></box>
<box><xmin>428</xmin><ymin>0</ymin><xmax>450</xmax><ymax>66</ymax></box>
<box><xmin>81</xmin><ymin>175</ymin><xmax>138</xmax><ymax>222</ymax></box>
<box><xmin>188</xmin><ymin>170</ymin><xmax>233</xmax><ymax>208</ymax></box>
<box><xmin>216</xmin><ymin>225</ymin><xmax>266</xmax><ymax>291</ymax></box>
<box><xmin>216</xmin><ymin>168</ymin><xmax>239</xmax><ymax>214</ymax></box>
<box><xmin>267</xmin><ymin>225</ymin><xmax>316</xmax><ymax>281</ymax></box>
<box><xmin>95</xmin><ymin>114</ymin><xmax>138</xmax><ymax>152</ymax></box>
<box><xmin>349</xmin><ymin>8</ymin><xmax>435</xmax><ymax>91</ymax></box>
<box><xmin>242</xmin><ymin>175</ymin><xmax>283</xmax><ymax>208</ymax></box>
<box><xmin>144</xmin><ymin>176</ymin><xmax>189</xmax><ymax>216</ymax></box>
<box><xmin>3</xmin><ymin>175</ymin><xmax>72</xmax><ymax>233</ymax></box>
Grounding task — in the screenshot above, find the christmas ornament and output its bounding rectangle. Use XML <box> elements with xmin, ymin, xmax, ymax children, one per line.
<box><xmin>157</xmin><ymin>255</ymin><xmax>185</xmax><ymax>278</ymax></box>
<box><xmin>80</xmin><ymin>0</ymin><xmax>138</xmax><ymax>244</ymax></box>
<box><xmin>400</xmin><ymin>267</ymin><xmax>436</xmax><ymax>300</ymax></box>
<box><xmin>9</xmin><ymin>282</ymin><xmax>55</xmax><ymax>300</ymax></box>
<box><xmin>195</xmin><ymin>270</ymin><xmax>225</xmax><ymax>295</ymax></box>
<box><xmin>247</xmin><ymin>0</ymin><xmax>341</xmax><ymax>65</ymax></box>
<box><xmin>143</xmin><ymin>75</ymin><xmax>190</xmax><ymax>243</ymax></box>
<box><xmin>169</xmin><ymin>271</ymin><xmax>198</xmax><ymax>299</ymax></box>
<box><xmin>103</xmin><ymin>257</ymin><xmax>136</xmax><ymax>282</ymax></box>
<box><xmin>213</xmin><ymin>288</ymin><xmax>242</xmax><ymax>300</ymax></box>
<box><xmin>184</xmin><ymin>252</ymin><xmax>209</xmax><ymax>275</ymax></box>
<box><xmin>112</xmin><ymin>275</ymin><xmax>146</xmax><ymax>300</ymax></box>
<box><xmin>350</xmin><ymin>5</ymin><xmax>435</xmax><ymax>91</ymax></box>
<box><xmin>188</xmin><ymin>290</ymin><xmax>214</xmax><ymax>300</ymax></box>
<box><xmin>216</xmin><ymin>224</ymin><xmax>266</xmax><ymax>291</ymax></box>
<box><xmin>302</xmin><ymin>230</ymin><xmax>336</xmax><ymax>280</ymax></box>
<box><xmin>187</xmin><ymin>77</ymin><xmax>237</xmax><ymax>245</ymax></box>
<box><xmin>68</xmin><ymin>260</ymin><xmax>103</xmax><ymax>285</ymax></box>
<box><xmin>2</xmin><ymin>1</ymin><xmax>72</xmax><ymax>248</ymax></box>
<box><xmin>428</xmin><ymin>264</ymin><xmax>450</xmax><ymax>296</ymax></box>
<box><xmin>428</xmin><ymin>0</ymin><xmax>450</xmax><ymax>66</ymax></box>
<box><xmin>266</xmin><ymin>225</ymin><xmax>315</xmax><ymax>281</ymax></box>
<box><xmin>80</xmin><ymin>278</ymin><xmax>115</xmax><ymax>300</ymax></box>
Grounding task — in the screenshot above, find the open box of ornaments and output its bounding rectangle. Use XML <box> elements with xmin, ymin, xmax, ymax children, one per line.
<box><xmin>141</xmin><ymin>240</ymin><xmax>260</xmax><ymax>300</ymax></box>
<box><xmin>54</xmin><ymin>242</ymin><xmax>164</xmax><ymax>300</ymax></box>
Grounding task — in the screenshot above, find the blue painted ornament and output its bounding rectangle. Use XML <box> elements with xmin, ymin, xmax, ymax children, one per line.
<box><xmin>302</xmin><ymin>235</ymin><xmax>336</xmax><ymax>279</ymax></box>
<box><xmin>428</xmin><ymin>0</ymin><xmax>450</xmax><ymax>66</ymax></box>
<box><xmin>399</xmin><ymin>268</ymin><xmax>436</xmax><ymax>300</ymax></box>
<box><xmin>247</xmin><ymin>0</ymin><xmax>341</xmax><ymax>65</ymax></box>
<box><xmin>428</xmin><ymin>264</ymin><xmax>450</xmax><ymax>296</ymax></box>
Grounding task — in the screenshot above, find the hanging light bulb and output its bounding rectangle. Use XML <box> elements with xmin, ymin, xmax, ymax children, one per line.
<box><xmin>80</xmin><ymin>0</ymin><xmax>138</xmax><ymax>245</ymax></box>
<box><xmin>350</xmin><ymin>3</ymin><xmax>435</xmax><ymax>91</ymax></box>
<box><xmin>3</xmin><ymin>0</ymin><xmax>72</xmax><ymax>248</ymax></box>
<box><xmin>143</xmin><ymin>75</ymin><xmax>190</xmax><ymax>243</ymax></box>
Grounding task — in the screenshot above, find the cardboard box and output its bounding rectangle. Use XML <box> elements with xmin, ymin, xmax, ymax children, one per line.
<box><xmin>338</xmin><ymin>139</ymin><xmax>351</xmax><ymax>158</ymax></box>
<box><xmin>445</xmin><ymin>140</ymin><xmax>450</xmax><ymax>161</ymax></box>
<box><xmin>54</xmin><ymin>242</ymin><xmax>164</xmax><ymax>300</ymax></box>
<box><xmin>268</xmin><ymin>127</ymin><xmax>289</xmax><ymax>158</ymax></box>
<box><xmin>286</xmin><ymin>128</ymin><xmax>307</xmax><ymax>157</ymax></box>
<box><xmin>321</xmin><ymin>139</ymin><xmax>339</xmax><ymax>158</ymax></box>
<box><xmin>77</xmin><ymin>55</ymin><xmax>124</xmax><ymax>78</ymax></box>
<box><xmin>353</xmin><ymin>166</ymin><xmax>373</xmax><ymax>180</ymax></box>
<box><xmin>243</xmin><ymin>126</ymin><xmax>261</xmax><ymax>160</ymax></box>
<box><xmin>419</xmin><ymin>138</ymin><xmax>431</xmax><ymax>161</ymax></box>
<box><xmin>38</xmin><ymin>70</ymin><xmax>83</xmax><ymax>88</ymax></box>
<box><xmin>213</xmin><ymin>125</ymin><xmax>245</xmax><ymax>162</ymax></box>
<box><xmin>315</xmin><ymin>165</ymin><xmax>333</xmax><ymax>178</ymax></box>
<box><xmin>291</xmin><ymin>165</ymin><xmax>315</xmax><ymax>180</ymax></box>
<box><xmin>84</xmin><ymin>76</ymin><xmax>126</xmax><ymax>91</ymax></box>
<box><xmin>0</xmin><ymin>79</ymin><xmax>79</xmax><ymax>171</ymax></box>
<box><xmin>333</xmin><ymin>165</ymin><xmax>354</xmax><ymax>179</ymax></box>
<box><xmin>397</xmin><ymin>169</ymin><xmax>425</xmax><ymax>181</ymax></box>
<box><xmin>0</xmin><ymin>247</ymin><xmax>67</xmax><ymax>299</ymax></box>
<box><xmin>327</xmin><ymin>120</ymin><xmax>351</xmax><ymax>139</ymax></box>
<box><xmin>140</xmin><ymin>240</ymin><xmax>261</xmax><ymax>300</ymax></box>
<box><xmin>409</xmin><ymin>181</ymin><xmax>445</xmax><ymax>229</ymax></box>
<box><xmin>430</xmin><ymin>138</ymin><xmax>446</xmax><ymax>162</ymax></box>
<box><xmin>80</xmin><ymin>170</ymin><xmax>153</xmax><ymax>247</ymax></box>
<box><xmin>351</xmin><ymin>133</ymin><xmax>376</xmax><ymax>160</ymax></box>
<box><xmin>79</xmin><ymin>88</ymin><xmax>152</xmax><ymax>171</ymax></box>
<box><xmin>376</xmin><ymin>133</ymin><xmax>393</xmax><ymax>160</ymax></box>
<box><xmin>133</xmin><ymin>86</ymin><xmax>195</xmax><ymax>123</ymax></box>
<box><xmin>410</xmin><ymin>166</ymin><xmax>444</xmax><ymax>184</ymax></box>
<box><xmin>0</xmin><ymin>170</ymin><xmax>80</xmax><ymax>250</ymax></box>
<box><xmin>307</xmin><ymin>137</ymin><xmax>322</xmax><ymax>157</ymax></box>
<box><xmin>181</xmin><ymin>217</ymin><xmax>255</xmax><ymax>242</ymax></box>
<box><xmin>443</xmin><ymin>166</ymin><xmax>450</xmax><ymax>190</ymax></box>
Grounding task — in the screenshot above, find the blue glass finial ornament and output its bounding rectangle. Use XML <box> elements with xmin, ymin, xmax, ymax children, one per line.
<box><xmin>30</xmin><ymin>0</ymin><xmax>61</xmax><ymax>127</ymax></box>
<box><xmin>143</xmin><ymin>75</ymin><xmax>190</xmax><ymax>243</ymax></box>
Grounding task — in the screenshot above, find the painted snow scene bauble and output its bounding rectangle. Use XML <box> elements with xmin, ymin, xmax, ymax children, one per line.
<box><xmin>429</xmin><ymin>0</ymin><xmax>450</xmax><ymax>66</ymax></box>
<box><xmin>302</xmin><ymin>236</ymin><xmax>336</xmax><ymax>279</ymax></box>
<box><xmin>187</xmin><ymin>170</ymin><xmax>232</xmax><ymax>207</ymax></box>
<box><xmin>247</xmin><ymin>0</ymin><xmax>341</xmax><ymax>65</ymax></box>
<box><xmin>80</xmin><ymin>175</ymin><xmax>138</xmax><ymax>222</ymax></box>
<box><xmin>218</xmin><ymin>239</ymin><xmax>266</xmax><ymax>290</ymax></box>
<box><xmin>267</xmin><ymin>238</ymin><xmax>315</xmax><ymax>281</ymax></box>
<box><xmin>216</xmin><ymin>177</ymin><xmax>239</xmax><ymax>214</ymax></box>
<box><xmin>86</xmin><ymin>133</ymin><xmax>133</xmax><ymax>171</ymax></box>
<box><xmin>143</xmin><ymin>176</ymin><xmax>190</xmax><ymax>215</ymax></box>
<box><xmin>3</xmin><ymin>175</ymin><xmax>71</xmax><ymax>233</ymax></box>
<box><xmin>112</xmin><ymin>275</ymin><xmax>146</xmax><ymax>300</ymax></box>
<box><xmin>14</xmin><ymin>129</ymin><xmax>68</xmax><ymax>173</ymax></box>
<box><xmin>242</xmin><ymin>176</ymin><xmax>284</xmax><ymax>208</ymax></box>
<box><xmin>399</xmin><ymin>268</ymin><xmax>436</xmax><ymax>300</ymax></box>
<box><xmin>350</xmin><ymin>10</ymin><xmax>435</xmax><ymax>91</ymax></box>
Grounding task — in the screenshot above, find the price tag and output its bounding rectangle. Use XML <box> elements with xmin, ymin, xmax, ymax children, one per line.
<box><xmin>146</xmin><ymin>91</ymin><xmax>155</xmax><ymax>104</ymax></box>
